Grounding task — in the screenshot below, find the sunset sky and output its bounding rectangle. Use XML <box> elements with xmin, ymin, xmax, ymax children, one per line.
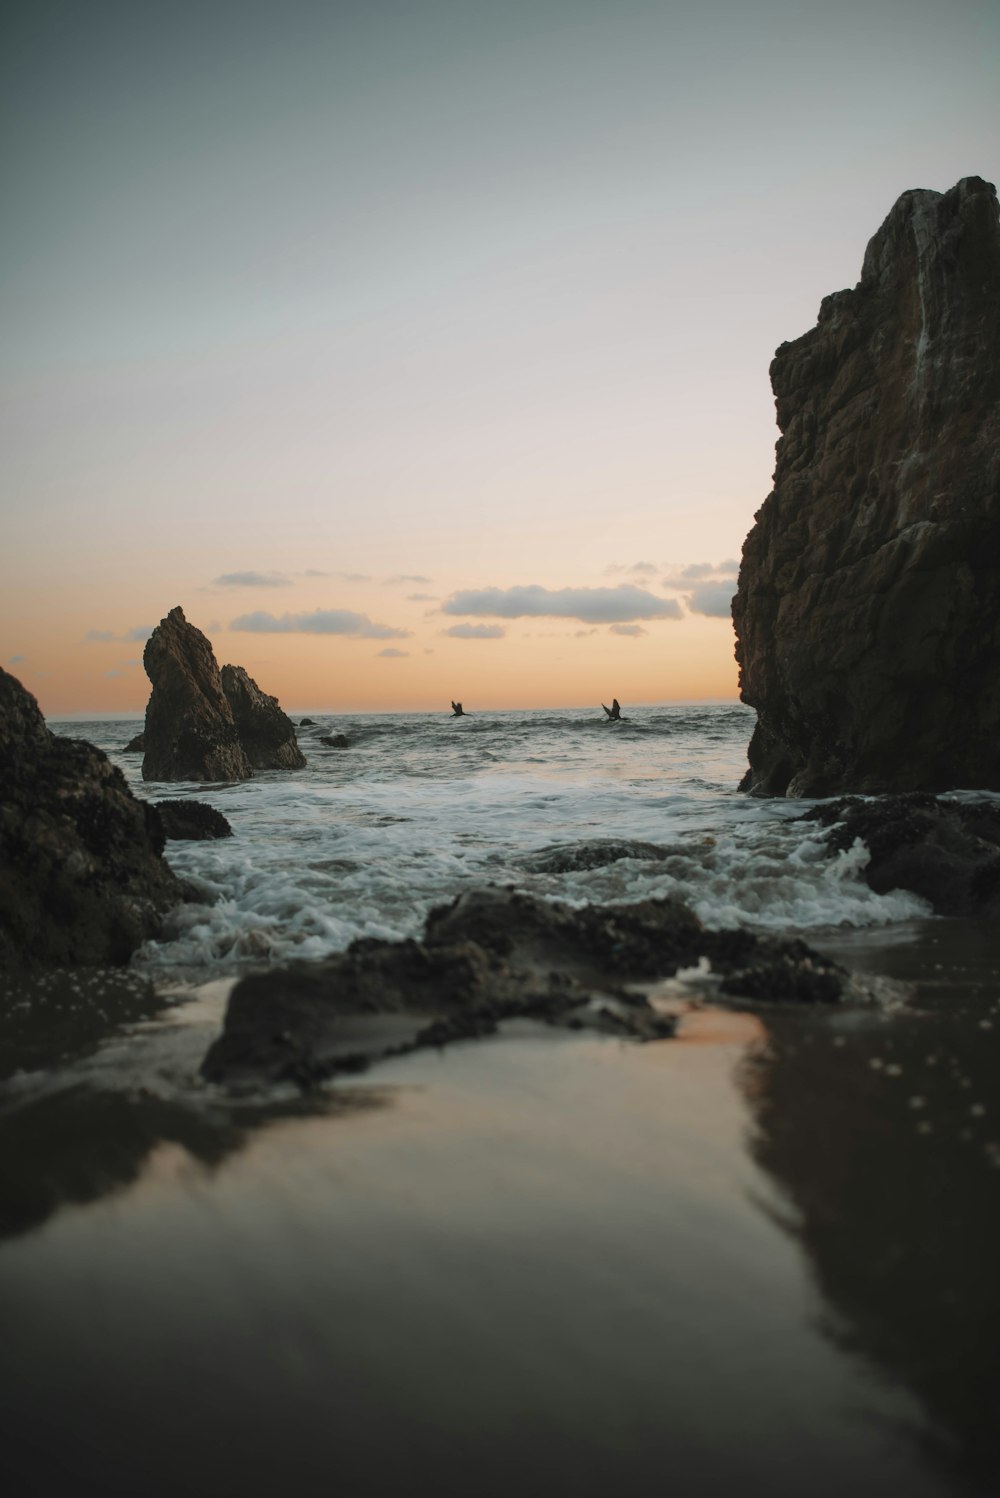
<box><xmin>2</xmin><ymin>0</ymin><xmax>997</xmax><ymax>715</ymax></box>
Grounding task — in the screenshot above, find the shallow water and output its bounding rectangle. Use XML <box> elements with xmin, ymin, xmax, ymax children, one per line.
<box><xmin>2</xmin><ymin>706</ymin><xmax>998</xmax><ymax>1494</ymax></box>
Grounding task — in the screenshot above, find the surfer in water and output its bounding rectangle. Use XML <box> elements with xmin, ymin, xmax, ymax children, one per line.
<box><xmin>450</xmin><ymin>701</ymin><xmax>465</xmax><ymax>717</ymax></box>
<box><xmin>602</xmin><ymin>698</ymin><xmax>622</xmax><ymax>720</ymax></box>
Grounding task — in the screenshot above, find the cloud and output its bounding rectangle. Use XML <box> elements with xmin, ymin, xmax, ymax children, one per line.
<box><xmin>86</xmin><ymin>625</ymin><xmax>154</xmax><ymax>643</ymax></box>
<box><xmin>574</xmin><ymin>629</ymin><xmax>598</xmax><ymax>638</ymax></box>
<box><xmin>442</xmin><ymin>584</ymin><xmax>682</xmax><ymax>624</ymax></box>
<box><xmin>229</xmin><ymin>609</ymin><xmax>410</xmax><ymax>639</ymax></box>
<box><xmin>685</xmin><ymin>580</ymin><xmax>738</xmax><ymax>618</ymax></box>
<box><xmin>214</xmin><ymin>571</ymin><xmax>291</xmax><ymax>588</ymax></box>
<box><xmin>628</xmin><ymin>562</ymin><xmax>658</xmax><ymax>576</ymax></box>
<box><xmin>445</xmin><ymin>623</ymin><xmax>506</xmax><ymax>639</ymax></box>
<box><xmin>609</xmin><ymin>623</ymin><xmax>648</xmax><ymax>637</ymax></box>
<box><xmin>406</xmin><ymin>592</ymin><xmax>437</xmax><ymax>602</ymax></box>
<box><xmin>662</xmin><ymin>559</ymin><xmax>741</xmax><ymax>590</ymax></box>
<box><xmin>378</xmin><ymin>647</ymin><xmax>409</xmax><ymax>658</ymax></box>
<box><xmin>7</xmin><ymin>654</ymin><xmax>25</xmax><ymax>664</ymax></box>
<box><xmin>386</xmin><ymin>574</ymin><xmax>432</xmax><ymax>586</ymax></box>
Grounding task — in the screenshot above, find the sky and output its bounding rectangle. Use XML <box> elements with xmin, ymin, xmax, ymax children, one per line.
<box><xmin>2</xmin><ymin>0</ymin><xmax>997</xmax><ymax>715</ymax></box>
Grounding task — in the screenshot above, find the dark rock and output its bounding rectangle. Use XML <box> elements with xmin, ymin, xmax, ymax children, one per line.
<box><xmin>203</xmin><ymin>886</ymin><xmax>858</xmax><ymax>1088</ymax></box>
<box><xmin>299</xmin><ymin>718</ymin><xmax>317</xmax><ymax>726</ymax></box>
<box><xmin>802</xmin><ymin>793</ymin><xmax>1000</xmax><ymax>915</ymax></box>
<box><xmin>318</xmin><ymin>734</ymin><xmax>349</xmax><ymax>749</ymax></box>
<box><xmin>0</xmin><ymin>669</ymin><xmax>185</xmax><ymax>968</ymax></box>
<box><xmin>123</xmin><ymin>733</ymin><xmax>145</xmax><ymax>753</ymax></box>
<box><xmin>733</xmin><ymin>177</ymin><xmax>1000</xmax><ymax>795</ymax></box>
<box><xmin>220</xmin><ymin>665</ymin><xmax>306</xmax><ymax>771</ymax></box>
<box><xmin>142</xmin><ymin>608</ymin><xmax>252</xmax><ymax>783</ymax></box>
<box><xmin>151</xmin><ymin>799</ymin><xmax>233</xmax><ymax>841</ymax></box>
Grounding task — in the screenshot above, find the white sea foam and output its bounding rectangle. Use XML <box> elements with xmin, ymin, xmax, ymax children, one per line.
<box><xmin>53</xmin><ymin>706</ymin><xmax>932</xmax><ymax>980</ymax></box>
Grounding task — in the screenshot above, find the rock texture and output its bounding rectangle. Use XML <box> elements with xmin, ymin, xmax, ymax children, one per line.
<box><xmin>219</xmin><ymin>665</ymin><xmax>305</xmax><ymax>771</ymax></box>
<box><xmin>0</xmin><ymin>669</ymin><xmax>184</xmax><ymax>967</ymax></box>
<box><xmin>151</xmin><ymin>800</ymin><xmax>233</xmax><ymax>841</ymax></box>
<box><xmin>733</xmin><ymin>177</ymin><xmax>1000</xmax><ymax>795</ymax></box>
<box><xmin>801</xmin><ymin>794</ymin><xmax>1000</xmax><ymax>916</ymax></box>
<box><xmin>142</xmin><ymin>608</ymin><xmax>252</xmax><ymax>783</ymax></box>
<box><xmin>202</xmin><ymin>886</ymin><xmax>872</xmax><ymax>1089</ymax></box>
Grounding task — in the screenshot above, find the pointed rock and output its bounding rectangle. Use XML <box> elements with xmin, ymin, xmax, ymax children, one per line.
<box><xmin>141</xmin><ymin>607</ymin><xmax>252</xmax><ymax>782</ymax></box>
<box><xmin>220</xmin><ymin>665</ymin><xmax>306</xmax><ymax>770</ymax></box>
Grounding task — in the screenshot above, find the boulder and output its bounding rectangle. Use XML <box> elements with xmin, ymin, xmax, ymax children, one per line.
<box><xmin>801</xmin><ymin>794</ymin><xmax>1000</xmax><ymax>916</ymax></box>
<box><xmin>142</xmin><ymin>608</ymin><xmax>252</xmax><ymax>783</ymax></box>
<box><xmin>733</xmin><ymin>177</ymin><xmax>1000</xmax><ymax>795</ymax></box>
<box><xmin>151</xmin><ymin>800</ymin><xmax>233</xmax><ymax>841</ymax></box>
<box><xmin>0</xmin><ymin>669</ymin><xmax>185</xmax><ymax>968</ymax></box>
<box><xmin>123</xmin><ymin>732</ymin><xmax>145</xmax><ymax>753</ymax></box>
<box><xmin>318</xmin><ymin>733</ymin><xmax>349</xmax><ymax>749</ymax></box>
<box><xmin>203</xmin><ymin>886</ymin><xmax>865</xmax><ymax>1089</ymax></box>
<box><xmin>220</xmin><ymin>665</ymin><xmax>306</xmax><ymax>771</ymax></box>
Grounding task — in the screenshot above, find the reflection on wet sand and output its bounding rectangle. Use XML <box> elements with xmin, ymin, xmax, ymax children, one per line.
<box><xmin>740</xmin><ymin>919</ymin><xmax>1000</xmax><ymax>1493</ymax></box>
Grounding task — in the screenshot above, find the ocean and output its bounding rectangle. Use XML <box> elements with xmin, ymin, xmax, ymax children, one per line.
<box><xmin>65</xmin><ymin>702</ymin><xmax>929</xmax><ymax>981</ymax></box>
<box><xmin>3</xmin><ymin>704</ymin><xmax>998</xmax><ymax>1497</ymax></box>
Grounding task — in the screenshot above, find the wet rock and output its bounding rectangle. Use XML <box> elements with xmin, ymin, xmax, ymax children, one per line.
<box><xmin>733</xmin><ymin>177</ymin><xmax>1000</xmax><ymax>795</ymax></box>
<box><xmin>0</xmin><ymin>669</ymin><xmax>185</xmax><ymax>968</ymax></box>
<box><xmin>521</xmin><ymin>839</ymin><xmax>674</xmax><ymax>873</ymax></box>
<box><xmin>203</xmin><ymin>886</ymin><xmax>857</xmax><ymax>1089</ymax></box>
<box><xmin>151</xmin><ymin>799</ymin><xmax>233</xmax><ymax>841</ymax></box>
<box><xmin>318</xmin><ymin>734</ymin><xmax>349</xmax><ymax>749</ymax></box>
<box><xmin>220</xmin><ymin>665</ymin><xmax>306</xmax><ymax>771</ymax></box>
<box><xmin>802</xmin><ymin>794</ymin><xmax>1000</xmax><ymax>915</ymax></box>
<box><xmin>142</xmin><ymin>608</ymin><xmax>252</xmax><ymax>783</ymax></box>
<box><xmin>123</xmin><ymin>733</ymin><xmax>145</xmax><ymax>753</ymax></box>
<box><xmin>299</xmin><ymin>718</ymin><xmax>317</xmax><ymax>726</ymax></box>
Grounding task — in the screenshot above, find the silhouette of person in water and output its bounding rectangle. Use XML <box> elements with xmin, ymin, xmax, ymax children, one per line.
<box><xmin>602</xmin><ymin>698</ymin><xmax>622</xmax><ymax>720</ymax></box>
<box><xmin>451</xmin><ymin>701</ymin><xmax>465</xmax><ymax>717</ymax></box>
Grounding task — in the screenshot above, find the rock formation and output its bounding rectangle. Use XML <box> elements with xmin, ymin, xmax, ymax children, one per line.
<box><xmin>142</xmin><ymin>608</ymin><xmax>252</xmax><ymax>783</ymax></box>
<box><xmin>219</xmin><ymin>665</ymin><xmax>305</xmax><ymax>771</ymax></box>
<box><xmin>733</xmin><ymin>176</ymin><xmax>1000</xmax><ymax>795</ymax></box>
<box><xmin>202</xmin><ymin>886</ymin><xmax>872</xmax><ymax>1089</ymax></box>
<box><xmin>151</xmin><ymin>800</ymin><xmax>233</xmax><ymax>840</ymax></box>
<box><xmin>141</xmin><ymin>608</ymin><xmax>305</xmax><ymax>781</ymax></box>
<box><xmin>0</xmin><ymin>669</ymin><xmax>185</xmax><ymax>967</ymax></box>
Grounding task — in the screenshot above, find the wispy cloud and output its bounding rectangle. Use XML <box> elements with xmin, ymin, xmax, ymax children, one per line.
<box><xmin>378</xmin><ymin>647</ymin><xmax>410</xmax><ymax>658</ymax></box>
<box><xmin>445</xmin><ymin>623</ymin><xmax>506</xmax><ymax>639</ymax></box>
<box><xmin>214</xmin><ymin>571</ymin><xmax>291</xmax><ymax>588</ymax></box>
<box><xmin>85</xmin><ymin>625</ymin><xmax>154</xmax><ymax>643</ymax></box>
<box><xmin>406</xmin><ymin>593</ymin><xmax>437</xmax><ymax>602</ymax></box>
<box><xmin>609</xmin><ymin>623</ymin><xmax>648</xmax><ymax>637</ymax></box>
<box><xmin>230</xmin><ymin>610</ymin><xmax>410</xmax><ymax>639</ymax></box>
<box><xmin>7</xmin><ymin>654</ymin><xmax>25</xmax><ymax>664</ymax></box>
<box><xmin>662</xmin><ymin>559</ymin><xmax>740</xmax><ymax>589</ymax></box>
<box><xmin>685</xmin><ymin>580</ymin><xmax>738</xmax><ymax>618</ymax></box>
<box><xmin>442</xmin><ymin>585</ymin><xmax>682</xmax><ymax>624</ymax></box>
<box><xmin>386</xmin><ymin>573</ymin><xmax>432</xmax><ymax>586</ymax></box>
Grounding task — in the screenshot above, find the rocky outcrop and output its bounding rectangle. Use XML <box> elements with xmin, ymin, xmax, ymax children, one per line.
<box><xmin>203</xmin><ymin>887</ymin><xmax>868</xmax><ymax>1088</ymax></box>
<box><xmin>318</xmin><ymin>733</ymin><xmax>349</xmax><ymax>749</ymax></box>
<box><xmin>0</xmin><ymin>669</ymin><xmax>185</xmax><ymax>967</ymax></box>
<box><xmin>123</xmin><ymin>733</ymin><xmax>145</xmax><ymax>753</ymax></box>
<box><xmin>142</xmin><ymin>608</ymin><xmax>252</xmax><ymax>783</ymax></box>
<box><xmin>733</xmin><ymin>177</ymin><xmax>1000</xmax><ymax>795</ymax></box>
<box><xmin>151</xmin><ymin>800</ymin><xmax>233</xmax><ymax>840</ymax></box>
<box><xmin>219</xmin><ymin>665</ymin><xmax>305</xmax><ymax>771</ymax></box>
<box><xmin>802</xmin><ymin>794</ymin><xmax>1000</xmax><ymax>916</ymax></box>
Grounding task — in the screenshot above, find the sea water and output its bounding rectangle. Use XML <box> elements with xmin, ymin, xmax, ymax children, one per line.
<box><xmin>54</xmin><ymin>703</ymin><xmax>930</xmax><ymax>984</ymax></box>
<box><xmin>4</xmin><ymin>705</ymin><xmax>997</xmax><ymax>1495</ymax></box>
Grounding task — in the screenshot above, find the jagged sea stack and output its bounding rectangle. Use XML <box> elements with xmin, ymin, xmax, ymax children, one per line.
<box><xmin>733</xmin><ymin>176</ymin><xmax>1000</xmax><ymax>795</ymax></box>
<box><xmin>220</xmin><ymin>665</ymin><xmax>306</xmax><ymax>770</ymax></box>
<box><xmin>142</xmin><ymin>608</ymin><xmax>253</xmax><ymax>782</ymax></box>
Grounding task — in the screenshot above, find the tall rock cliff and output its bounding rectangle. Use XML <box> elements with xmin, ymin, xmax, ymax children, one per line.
<box><xmin>733</xmin><ymin>176</ymin><xmax>1000</xmax><ymax>795</ymax></box>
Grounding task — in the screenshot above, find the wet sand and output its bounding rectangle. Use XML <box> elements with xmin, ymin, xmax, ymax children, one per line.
<box><xmin>1</xmin><ymin>926</ymin><xmax>998</xmax><ymax>1497</ymax></box>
